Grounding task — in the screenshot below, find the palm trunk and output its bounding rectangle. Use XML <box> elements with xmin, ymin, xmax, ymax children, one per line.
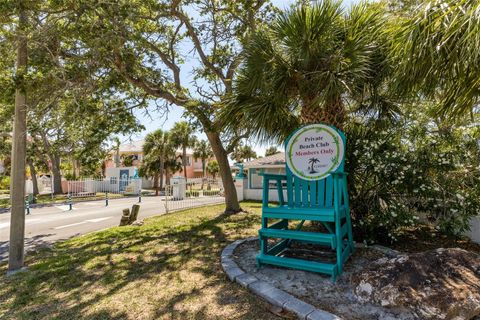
<box><xmin>153</xmin><ymin>173</ymin><xmax>159</xmax><ymax>196</ymax></box>
<box><xmin>166</xmin><ymin>169</ymin><xmax>171</xmax><ymax>186</ymax></box>
<box><xmin>206</xmin><ymin>131</ymin><xmax>241</xmax><ymax>214</ymax></box>
<box><xmin>159</xmin><ymin>158</ymin><xmax>164</xmax><ymax>191</ymax></box>
<box><xmin>300</xmin><ymin>96</ymin><xmax>345</xmax><ymax>129</ymax></box>
<box><xmin>201</xmin><ymin>159</ymin><xmax>206</xmax><ymax>190</ymax></box>
<box><xmin>182</xmin><ymin>146</ymin><xmax>187</xmax><ymax>181</ymax></box>
<box><xmin>9</xmin><ymin>9</ymin><xmax>28</xmax><ymax>272</ymax></box>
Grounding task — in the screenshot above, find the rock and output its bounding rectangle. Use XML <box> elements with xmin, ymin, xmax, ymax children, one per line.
<box><xmin>352</xmin><ymin>248</ymin><xmax>480</xmax><ymax>320</ymax></box>
<box><xmin>131</xmin><ymin>220</ymin><xmax>144</xmax><ymax>226</ymax></box>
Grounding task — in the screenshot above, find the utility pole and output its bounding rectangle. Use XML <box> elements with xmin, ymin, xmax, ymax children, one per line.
<box><xmin>8</xmin><ymin>5</ymin><xmax>28</xmax><ymax>273</ymax></box>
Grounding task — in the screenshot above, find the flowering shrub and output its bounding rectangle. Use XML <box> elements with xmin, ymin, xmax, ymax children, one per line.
<box><xmin>0</xmin><ymin>175</ymin><xmax>9</xmax><ymax>190</ymax></box>
<box><xmin>345</xmin><ymin>112</ymin><xmax>480</xmax><ymax>244</ymax></box>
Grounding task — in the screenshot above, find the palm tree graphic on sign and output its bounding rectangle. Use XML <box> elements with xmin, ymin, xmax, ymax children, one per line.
<box><xmin>308</xmin><ymin>157</ymin><xmax>320</xmax><ymax>174</ymax></box>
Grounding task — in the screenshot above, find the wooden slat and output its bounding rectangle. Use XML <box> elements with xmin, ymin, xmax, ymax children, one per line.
<box><xmin>302</xmin><ymin>179</ymin><xmax>309</xmax><ymax>207</ymax></box>
<box><xmin>294</xmin><ymin>176</ymin><xmax>301</xmax><ymax>207</ymax></box>
<box><xmin>262</xmin><ymin>211</ymin><xmax>335</xmax><ymax>222</ymax></box>
<box><xmin>260</xmin><ymin>228</ymin><xmax>336</xmax><ymax>248</ymax></box>
<box><xmin>287</xmin><ymin>171</ymin><xmax>294</xmax><ymax>207</ymax></box>
<box><xmin>257</xmin><ymin>254</ymin><xmax>337</xmax><ymax>276</ymax></box>
<box><xmin>310</xmin><ymin>180</ymin><xmax>317</xmax><ymax>206</ymax></box>
<box><xmin>318</xmin><ymin>179</ymin><xmax>325</xmax><ymax>206</ymax></box>
<box><xmin>325</xmin><ymin>175</ymin><xmax>333</xmax><ymax>207</ymax></box>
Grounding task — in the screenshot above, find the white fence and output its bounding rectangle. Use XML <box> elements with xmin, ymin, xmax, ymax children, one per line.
<box><xmin>67</xmin><ymin>178</ymin><xmax>141</xmax><ymax>198</ymax></box>
<box><xmin>164</xmin><ymin>178</ymin><xmax>224</xmax><ymax>213</ymax></box>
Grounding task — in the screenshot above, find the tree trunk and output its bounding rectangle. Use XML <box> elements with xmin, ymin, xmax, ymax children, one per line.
<box><xmin>27</xmin><ymin>159</ymin><xmax>39</xmax><ymax>196</ymax></box>
<box><xmin>201</xmin><ymin>159</ymin><xmax>206</xmax><ymax>190</ymax></box>
<box><xmin>50</xmin><ymin>155</ymin><xmax>63</xmax><ymax>194</ymax></box>
<box><xmin>153</xmin><ymin>173</ymin><xmax>159</xmax><ymax>196</ymax></box>
<box><xmin>206</xmin><ymin>131</ymin><xmax>241</xmax><ymax>213</ymax></box>
<box><xmin>165</xmin><ymin>170</ymin><xmax>171</xmax><ymax>186</ymax></box>
<box><xmin>182</xmin><ymin>146</ymin><xmax>187</xmax><ymax>181</ymax></box>
<box><xmin>300</xmin><ymin>96</ymin><xmax>346</xmax><ymax>129</ymax></box>
<box><xmin>159</xmin><ymin>158</ymin><xmax>164</xmax><ymax>191</ymax></box>
<box><xmin>9</xmin><ymin>9</ymin><xmax>28</xmax><ymax>272</ymax></box>
<box><xmin>72</xmin><ymin>158</ymin><xmax>80</xmax><ymax>179</ymax></box>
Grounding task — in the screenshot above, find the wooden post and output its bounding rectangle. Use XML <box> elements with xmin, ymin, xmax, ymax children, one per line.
<box><xmin>119</xmin><ymin>208</ymin><xmax>130</xmax><ymax>226</ymax></box>
<box><xmin>129</xmin><ymin>204</ymin><xmax>140</xmax><ymax>224</ymax></box>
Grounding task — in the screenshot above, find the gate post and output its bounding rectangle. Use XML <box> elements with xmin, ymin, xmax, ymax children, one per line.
<box><xmin>234</xmin><ymin>176</ymin><xmax>246</xmax><ymax>201</ymax></box>
<box><xmin>172</xmin><ymin>176</ymin><xmax>186</xmax><ymax>200</ymax></box>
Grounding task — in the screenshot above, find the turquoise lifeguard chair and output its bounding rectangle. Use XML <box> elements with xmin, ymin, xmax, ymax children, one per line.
<box><xmin>256</xmin><ymin>124</ymin><xmax>354</xmax><ymax>281</ymax></box>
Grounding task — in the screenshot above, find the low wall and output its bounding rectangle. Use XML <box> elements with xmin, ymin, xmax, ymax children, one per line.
<box><xmin>465</xmin><ymin>216</ymin><xmax>480</xmax><ymax>244</ymax></box>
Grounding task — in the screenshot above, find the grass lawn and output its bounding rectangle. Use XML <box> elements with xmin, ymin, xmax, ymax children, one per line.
<box><xmin>0</xmin><ymin>202</ymin><xmax>283</xmax><ymax>320</ymax></box>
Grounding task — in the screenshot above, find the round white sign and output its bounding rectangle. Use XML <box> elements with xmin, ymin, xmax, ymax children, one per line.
<box><xmin>286</xmin><ymin>124</ymin><xmax>344</xmax><ymax>180</ymax></box>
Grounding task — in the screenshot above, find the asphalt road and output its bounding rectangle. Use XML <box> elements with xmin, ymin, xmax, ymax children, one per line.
<box><xmin>0</xmin><ymin>195</ymin><xmax>224</xmax><ymax>261</ymax></box>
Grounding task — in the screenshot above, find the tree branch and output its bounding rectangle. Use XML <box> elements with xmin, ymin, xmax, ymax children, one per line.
<box><xmin>113</xmin><ymin>51</ymin><xmax>186</xmax><ymax>106</ymax></box>
<box><xmin>173</xmin><ymin>10</ymin><xmax>227</xmax><ymax>84</ymax></box>
<box><xmin>144</xmin><ymin>40</ymin><xmax>182</xmax><ymax>90</ymax></box>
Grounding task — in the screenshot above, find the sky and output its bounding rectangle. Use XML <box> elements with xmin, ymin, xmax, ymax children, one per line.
<box><xmin>120</xmin><ymin>0</ymin><xmax>360</xmax><ymax>157</ymax></box>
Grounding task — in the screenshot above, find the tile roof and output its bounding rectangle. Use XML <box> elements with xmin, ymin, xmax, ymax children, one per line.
<box><xmin>243</xmin><ymin>152</ymin><xmax>285</xmax><ymax>168</ymax></box>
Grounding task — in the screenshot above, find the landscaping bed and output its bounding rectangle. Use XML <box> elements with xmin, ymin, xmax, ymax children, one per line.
<box><xmin>233</xmin><ymin>234</ymin><xmax>480</xmax><ymax>320</ymax></box>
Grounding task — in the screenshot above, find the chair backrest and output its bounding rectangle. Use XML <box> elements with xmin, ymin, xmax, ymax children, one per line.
<box><xmin>284</xmin><ymin>125</ymin><xmax>346</xmax><ymax>208</ymax></box>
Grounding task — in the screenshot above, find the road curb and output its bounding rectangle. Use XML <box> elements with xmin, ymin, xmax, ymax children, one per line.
<box><xmin>220</xmin><ymin>237</ymin><xmax>342</xmax><ymax>320</ymax></box>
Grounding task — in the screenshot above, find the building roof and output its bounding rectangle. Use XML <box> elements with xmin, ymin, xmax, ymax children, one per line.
<box><xmin>119</xmin><ymin>140</ymin><xmax>145</xmax><ymax>153</ymax></box>
<box><xmin>118</xmin><ymin>139</ymin><xmax>194</xmax><ymax>155</ymax></box>
<box><xmin>243</xmin><ymin>152</ymin><xmax>285</xmax><ymax>168</ymax></box>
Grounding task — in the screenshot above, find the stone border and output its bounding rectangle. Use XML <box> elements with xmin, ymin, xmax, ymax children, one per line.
<box><xmin>221</xmin><ymin>237</ymin><xmax>342</xmax><ymax>320</ymax></box>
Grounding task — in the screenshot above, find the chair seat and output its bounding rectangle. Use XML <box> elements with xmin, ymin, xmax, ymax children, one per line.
<box><xmin>262</xmin><ymin>205</ymin><xmax>346</xmax><ymax>222</ymax></box>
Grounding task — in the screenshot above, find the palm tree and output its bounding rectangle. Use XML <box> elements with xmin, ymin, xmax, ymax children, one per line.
<box><xmin>224</xmin><ymin>0</ymin><xmax>388</xmax><ymax>141</ymax></box>
<box><xmin>170</xmin><ymin>121</ymin><xmax>196</xmax><ymax>181</ymax></box>
<box><xmin>231</xmin><ymin>144</ymin><xmax>257</xmax><ymax>163</ymax></box>
<box><xmin>164</xmin><ymin>155</ymin><xmax>182</xmax><ymax>186</ymax></box>
<box><xmin>392</xmin><ymin>0</ymin><xmax>480</xmax><ymax>117</ymax></box>
<box><xmin>308</xmin><ymin>158</ymin><xmax>320</xmax><ymax>174</ymax></box>
<box><xmin>265</xmin><ymin>146</ymin><xmax>279</xmax><ymax>157</ymax></box>
<box><xmin>206</xmin><ymin>160</ymin><xmax>219</xmax><ymax>180</ymax></box>
<box><xmin>193</xmin><ymin>139</ymin><xmax>213</xmax><ymax>189</ymax></box>
<box><xmin>142</xmin><ymin>129</ymin><xmax>172</xmax><ymax>195</ymax></box>
<box><xmin>112</xmin><ymin>137</ymin><xmax>121</xmax><ymax>167</ymax></box>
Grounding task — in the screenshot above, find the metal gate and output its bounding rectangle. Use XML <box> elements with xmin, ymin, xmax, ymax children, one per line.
<box><xmin>164</xmin><ymin>178</ymin><xmax>224</xmax><ymax>213</ymax></box>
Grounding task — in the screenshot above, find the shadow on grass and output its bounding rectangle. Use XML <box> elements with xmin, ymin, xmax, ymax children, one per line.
<box><xmin>0</xmin><ymin>203</ymin><xmax>276</xmax><ymax>319</ymax></box>
<box><xmin>0</xmin><ymin>233</ymin><xmax>57</xmax><ymax>262</ymax></box>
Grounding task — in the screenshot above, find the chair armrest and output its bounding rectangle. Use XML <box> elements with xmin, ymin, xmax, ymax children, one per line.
<box><xmin>260</xmin><ymin>173</ymin><xmax>287</xmax><ymax>206</ymax></box>
<box><xmin>258</xmin><ymin>173</ymin><xmax>287</xmax><ymax>180</ymax></box>
<box><xmin>331</xmin><ymin>171</ymin><xmax>348</xmax><ymax>177</ymax></box>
